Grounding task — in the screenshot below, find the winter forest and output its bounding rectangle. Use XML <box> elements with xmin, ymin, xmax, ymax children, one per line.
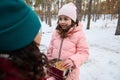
<box><xmin>25</xmin><ymin>0</ymin><xmax>120</xmax><ymax>80</ymax></box>
<box><xmin>25</xmin><ymin>0</ymin><xmax>120</xmax><ymax>35</ymax></box>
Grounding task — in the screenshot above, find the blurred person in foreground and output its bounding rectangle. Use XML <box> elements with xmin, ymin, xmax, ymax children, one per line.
<box><xmin>0</xmin><ymin>0</ymin><xmax>48</xmax><ymax>80</ymax></box>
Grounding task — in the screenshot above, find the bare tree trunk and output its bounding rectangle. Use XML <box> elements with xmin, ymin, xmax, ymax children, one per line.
<box><xmin>58</xmin><ymin>0</ymin><xmax>60</xmax><ymax>9</ymax></box>
<box><xmin>40</xmin><ymin>4</ymin><xmax>44</xmax><ymax>21</ymax></box>
<box><xmin>115</xmin><ymin>14</ymin><xmax>120</xmax><ymax>35</ymax></box>
<box><xmin>47</xmin><ymin>0</ymin><xmax>52</xmax><ymax>26</ymax></box>
<box><xmin>45</xmin><ymin>3</ymin><xmax>48</xmax><ymax>24</ymax></box>
<box><xmin>92</xmin><ymin>0</ymin><xmax>95</xmax><ymax>21</ymax></box>
<box><xmin>61</xmin><ymin>0</ymin><xmax>63</xmax><ymax>8</ymax></box>
<box><xmin>95</xmin><ymin>0</ymin><xmax>100</xmax><ymax>21</ymax></box>
<box><xmin>76</xmin><ymin>0</ymin><xmax>82</xmax><ymax>21</ymax></box>
<box><xmin>115</xmin><ymin>1</ymin><xmax>120</xmax><ymax>35</ymax></box>
<box><xmin>87</xmin><ymin>0</ymin><xmax>92</xmax><ymax>30</ymax></box>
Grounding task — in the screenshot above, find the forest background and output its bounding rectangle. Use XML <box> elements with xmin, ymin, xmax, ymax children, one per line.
<box><xmin>25</xmin><ymin>0</ymin><xmax>120</xmax><ymax>35</ymax></box>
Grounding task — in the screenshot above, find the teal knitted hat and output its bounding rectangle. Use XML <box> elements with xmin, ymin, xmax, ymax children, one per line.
<box><xmin>0</xmin><ymin>0</ymin><xmax>41</xmax><ymax>52</ymax></box>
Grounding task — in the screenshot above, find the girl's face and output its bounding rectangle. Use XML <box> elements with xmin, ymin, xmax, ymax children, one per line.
<box><xmin>58</xmin><ymin>15</ymin><xmax>72</xmax><ymax>29</ymax></box>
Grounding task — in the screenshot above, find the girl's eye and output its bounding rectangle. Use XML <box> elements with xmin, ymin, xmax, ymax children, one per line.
<box><xmin>64</xmin><ymin>18</ymin><xmax>68</xmax><ymax>20</ymax></box>
<box><xmin>59</xmin><ymin>17</ymin><xmax>68</xmax><ymax>21</ymax></box>
<box><xmin>59</xmin><ymin>17</ymin><xmax>62</xmax><ymax>20</ymax></box>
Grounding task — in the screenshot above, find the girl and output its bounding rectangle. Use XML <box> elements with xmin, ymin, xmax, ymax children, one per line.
<box><xmin>47</xmin><ymin>3</ymin><xmax>89</xmax><ymax>80</ymax></box>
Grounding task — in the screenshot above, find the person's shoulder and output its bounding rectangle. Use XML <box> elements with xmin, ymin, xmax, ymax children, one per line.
<box><xmin>51</xmin><ymin>30</ymin><xmax>59</xmax><ymax>37</ymax></box>
<box><xmin>74</xmin><ymin>21</ymin><xmax>83</xmax><ymax>32</ymax></box>
<box><xmin>77</xmin><ymin>21</ymin><xmax>83</xmax><ymax>28</ymax></box>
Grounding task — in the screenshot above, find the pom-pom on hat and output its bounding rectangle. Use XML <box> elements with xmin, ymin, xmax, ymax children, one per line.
<box><xmin>0</xmin><ymin>0</ymin><xmax>41</xmax><ymax>52</ymax></box>
<box><xmin>58</xmin><ymin>2</ymin><xmax>77</xmax><ymax>22</ymax></box>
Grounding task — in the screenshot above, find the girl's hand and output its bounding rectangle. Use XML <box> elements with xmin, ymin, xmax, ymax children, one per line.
<box><xmin>62</xmin><ymin>59</ymin><xmax>74</xmax><ymax>69</ymax></box>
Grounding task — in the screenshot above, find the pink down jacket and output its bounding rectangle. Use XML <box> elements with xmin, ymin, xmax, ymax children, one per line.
<box><xmin>47</xmin><ymin>22</ymin><xmax>89</xmax><ymax>80</ymax></box>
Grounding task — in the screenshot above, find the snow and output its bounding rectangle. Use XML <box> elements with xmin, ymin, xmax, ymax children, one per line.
<box><xmin>40</xmin><ymin>15</ymin><xmax>120</xmax><ymax>80</ymax></box>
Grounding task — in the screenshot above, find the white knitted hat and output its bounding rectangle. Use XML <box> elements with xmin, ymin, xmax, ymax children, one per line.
<box><xmin>58</xmin><ymin>2</ymin><xmax>77</xmax><ymax>22</ymax></box>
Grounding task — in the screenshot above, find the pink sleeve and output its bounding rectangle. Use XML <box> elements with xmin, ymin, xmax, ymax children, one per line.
<box><xmin>70</xmin><ymin>31</ymin><xmax>89</xmax><ymax>68</ymax></box>
<box><xmin>47</xmin><ymin>32</ymin><xmax>56</xmax><ymax>60</ymax></box>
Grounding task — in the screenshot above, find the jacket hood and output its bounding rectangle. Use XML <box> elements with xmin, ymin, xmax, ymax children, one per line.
<box><xmin>67</xmin><ymin>21</ymin><xmax>83</xmax><ymax>34</ymax></box>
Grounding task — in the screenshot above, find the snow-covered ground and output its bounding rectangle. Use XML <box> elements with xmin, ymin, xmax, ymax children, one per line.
<box><xmin>40</xmin><ymin>15</ymin><xmax>120</xmax><ymax>80</ymax></box>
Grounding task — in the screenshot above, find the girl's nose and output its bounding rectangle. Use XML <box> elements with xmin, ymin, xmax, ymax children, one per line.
<box><xmin>61</xmin><ymin>20</ymin><xmax>65</xmax><ymax>24</ymax></box>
